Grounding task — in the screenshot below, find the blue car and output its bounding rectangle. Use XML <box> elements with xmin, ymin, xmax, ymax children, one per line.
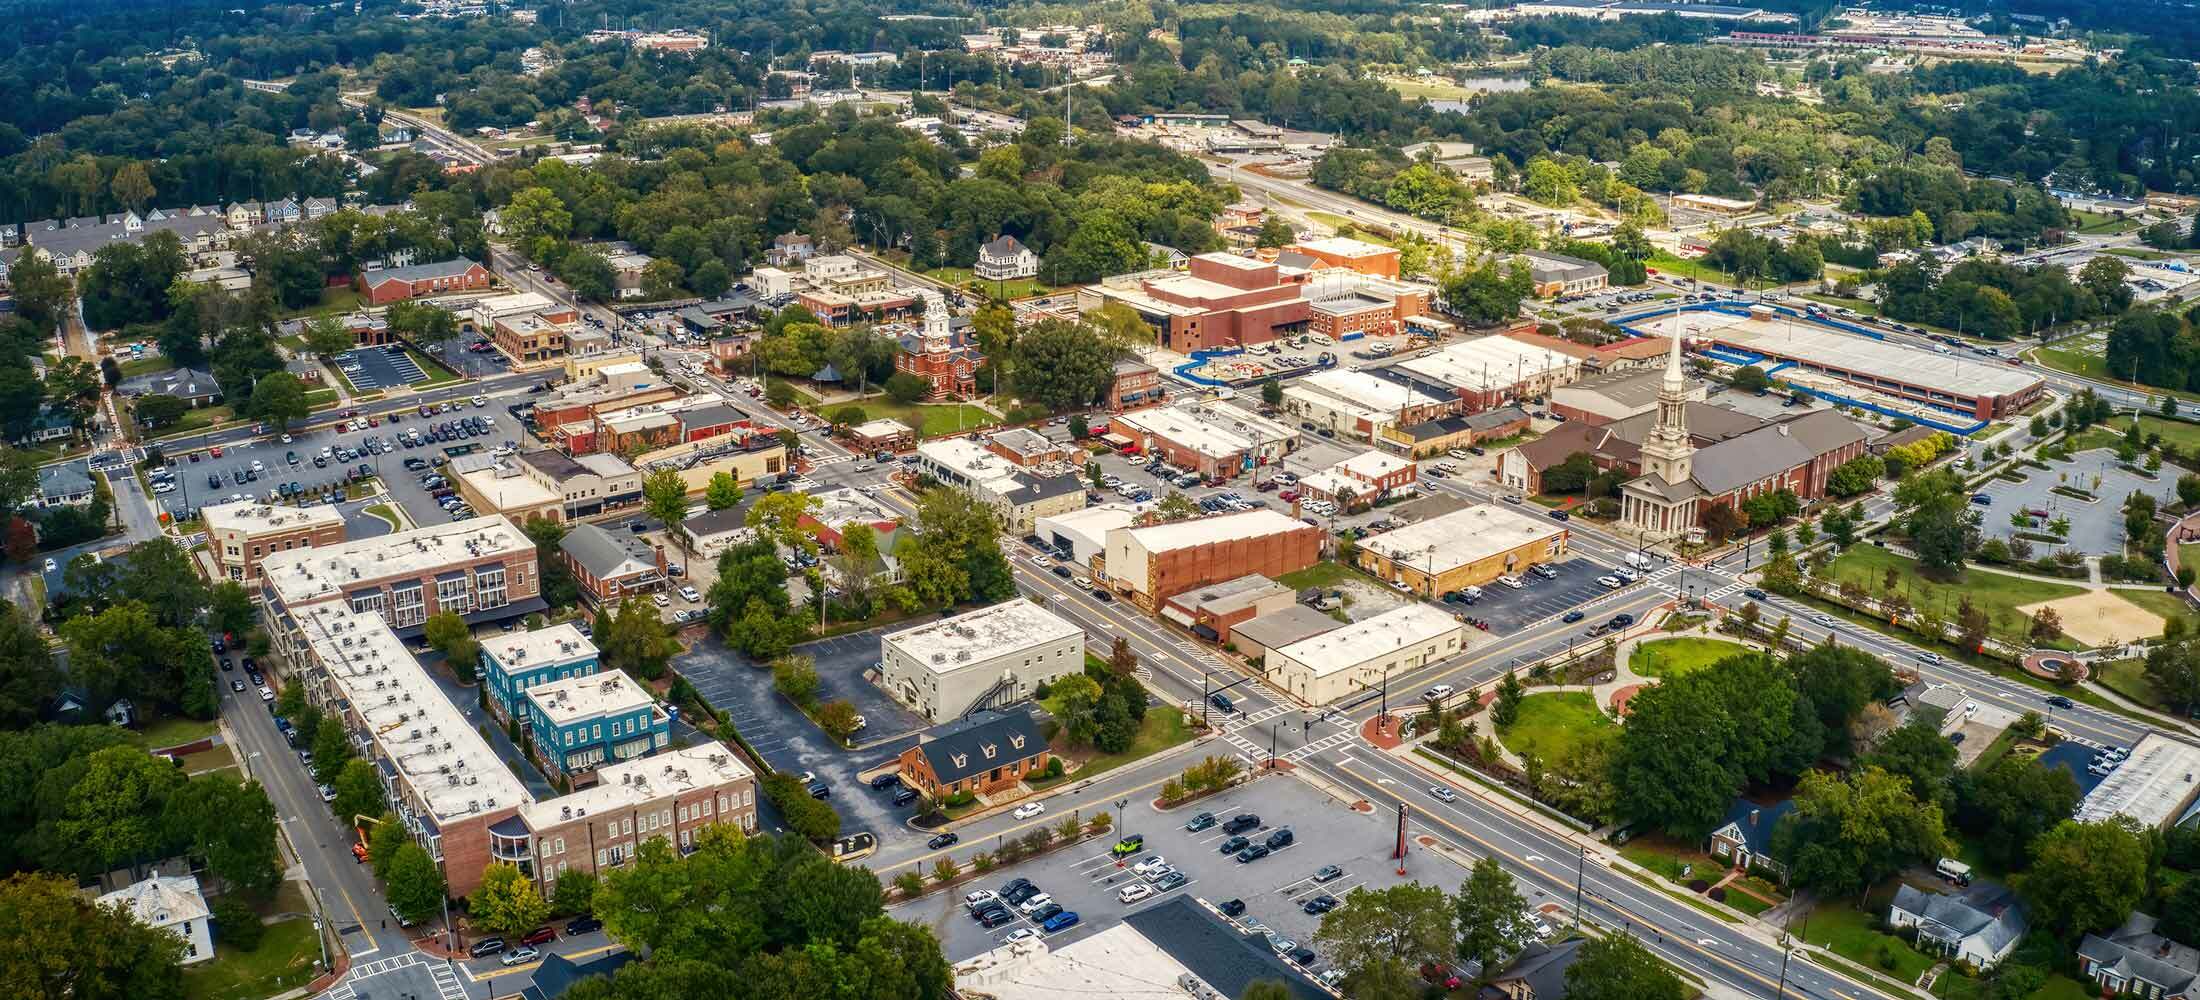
<box><xmin>1042</xmin><ymin>910</ymin><xmax>1081</xmax><ymax>933</ymax></box>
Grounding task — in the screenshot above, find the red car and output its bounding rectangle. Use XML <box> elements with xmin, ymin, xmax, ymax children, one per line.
<box><xmin>209</xmin><ymin>446</ymin><xmax>223</xmax><ymax>458</ymax></box>
<box><xmin>520</xmin><ymin>926</ymin><xmax>557</xmax><ymax>946</ymax></box>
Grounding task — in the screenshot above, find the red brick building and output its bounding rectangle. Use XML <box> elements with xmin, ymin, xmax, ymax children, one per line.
<box><xmin>1101</xmin><ymin>510</ymin><xmax>1325</xmax><ymax>610</ymax></box>
<box><xmin>1084</xmin><ymin>252</ymin><xmax>1311</xmax><ymax>353</ymax></box>
<box><xmin>896</xmin><ymin>711</ymin><xmax>1051</xmax><ymax>800</ymax></box>
<box><xmin>1108</xmin><ymin>358</ymin><xmax>1162</xmax><ymax>411</ymax></box>
<box><xmin>355</xmin><ymin>259</ymin><xmax>493</xmax><ymax>305</ymax></box>
<box><xmin>893</xmin><ymin>327</ymin><xmax>984</xmax><ymax>401</ymax></box>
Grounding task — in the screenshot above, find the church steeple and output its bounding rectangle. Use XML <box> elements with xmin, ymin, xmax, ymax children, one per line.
<box><xmin>1640</xmin><ymin>335</ymin><xmax>1694</xmax><ymax>485</ymax></box>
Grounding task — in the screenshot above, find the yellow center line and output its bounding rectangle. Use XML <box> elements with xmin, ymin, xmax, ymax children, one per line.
<box><xmin>470</xmin><ymin>942</ymin><xmax>621</xmax><ymax>980</ymax></box>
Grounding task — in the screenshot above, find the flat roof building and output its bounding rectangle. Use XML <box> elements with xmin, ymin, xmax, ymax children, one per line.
<box><xmin>1160</xmin><ymin>573</ymin><xmax>1296</xmax><ymax>643</ymax></box>
<box><xmin>879</xmin><ymin>599</ymin><xmax>1086</xmax><ymax>722</ymax></box>
<box><xmin>1113</xmin><ymin>401</ymin><xmax>1298</xmax><ymax>479</ymax></box>
<box><xmin>1288</xmin><ymin>236</ymin><xmax>1401</xmax><ymax>279</ymax></box>
<box><xmin>524</xmin><ymin>670</ymin><xmax>671</xmax><ymax>782</ymax></box>
<box><xmin>1267</xmin><ymin>603</ymin><xmax>1468</xmax><ymax>704</ymax></box>
<box><xmin>1034</xmin><ymin>504</ymin><xmax>1142</xmax><ymax>568</ymax></box>
<box><xmin>203</xmin><ymin>501</ymin><xmax>346</xmax><ymax>584</ymax></box>
<box><xmin>1283</xmin><ymin>370</ymin><xmax>1455</xmax><ymax>443</ymax></box>
<box><xmin>1229</xmin><ymin>605</ymin><xmax>1344</xmax><ymax>661</ymax></box>
<box><xmin>1553</xmin><ymin>367</ymin><xmax>1709</xmax><ymax>425</ymax></box>
<box><xmin>1397</xmin><ymin>335</ymin><xmax>1585</xmax><ymax>407</ymax></box>
<box><xmin>258</xmin><ymin>514</ymin><xmax>542</xmax><ymax>637</ymax></box>
<box><xmin>2077</xmin><ymin>734</ymin><xmax>2200</xmax><ymax>830</ymax></box>
<box><xmin>916</xmin><ymin>438</ymin><xmax>1085</xmax><ymax>531</ymax></box>
<box><xmin>1355</xmin><ymin>504</ymin><xmax>1570</xmax><ymax>597</ymax></box>
<box><xmin>1102</xmin><ymin>509</ymin><xmax>1323</xmax><ymax>610</ymax></box>
<box><xmin>480</xmin><ymin>623</ymin><xmax>600</xmax><ymax>726</ymax></box>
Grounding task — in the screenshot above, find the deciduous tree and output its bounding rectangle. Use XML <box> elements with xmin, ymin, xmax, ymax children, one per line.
<box><xmin>470</xmin><ymin>862</ymin><xmax>553</xmax><ymax>937</ymax></box>
<box><xmin>1454</xmin><ymin>856</ymin><xmax>1530</xmax><ymax>976</ymax></box>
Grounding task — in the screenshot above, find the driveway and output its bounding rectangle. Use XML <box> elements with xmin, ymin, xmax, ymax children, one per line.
<box><xmin>675</xmin><ymin>633</ymin><xmax>928</xmax><ymax>851</ymax></box>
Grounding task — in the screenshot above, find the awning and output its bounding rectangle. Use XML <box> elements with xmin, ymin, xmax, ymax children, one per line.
<box><xmin>392</xmin><ymin>596</ymin><xmax>549</xmax><ymax>640</ymax></box>
<box><xmin>1192</xmin><ymin>624</ymin><xmax>1220</xmax><ymax>642</ymax></box>
<box><xmin>1160</xmin><ymin>605</ymin><xmax>1196</xmax><ymax>628</ymax></box>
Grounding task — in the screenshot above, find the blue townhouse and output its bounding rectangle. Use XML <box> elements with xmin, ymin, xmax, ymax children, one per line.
<box><xmin>524</xmin><ymin>670</ymin><xmax>671</xmax><ymax>781</ymax></box>
<box><xmin>481</xmin><ymin>624</ymin><xmax>601</xmax><ymax>724</ymax></box>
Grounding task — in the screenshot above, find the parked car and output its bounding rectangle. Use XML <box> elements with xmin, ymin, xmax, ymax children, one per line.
<box><xmin>1042</xmin><ymin>911</ymin><xmax>1081</xmax><ymax>933</ymax></box>
<box><xmin>1184</xmin><ymin>812</ymin><xmax>1218</xmax><ymax>833</ymax></box>
<box><xmin>520</xmin><ymin>926</ymin><xmax>557</xmax><ymax>946</ymax></box>
<box><xmin>1222</xmin><ymin>813</ymin><xmax>1261</xmax><ymax>834</ymax></box>
<box><xmin>1313</xmin><ymin>864</ymin><xmax>1345</xmax><ymax>882</ymax></box>
<box><xmin>469</xmin><ymin>938</ymin><xmax>507</xmax><ymax>958</ymax></box>
<box><xmin>1218</xmin><ymin>899</ymin><xmax>1247</xmax><ymax>918</ymax></box>
<box><xmin>565</xmin><ymin>916</ymin><xmax>603</xmax><ymax>935</ymax></box>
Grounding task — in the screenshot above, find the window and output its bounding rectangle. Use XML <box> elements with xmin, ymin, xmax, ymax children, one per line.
<box><xmin>555</xmin><ymin>838</ymin><xmax>565</xmax><ymax>854</ymax></box>
<box><xmin>622</xmin><ymin>817</ymin><xmax>632</xmax><ymax>835</ymax></box>
<box><xmin>597</xmin><ymin>849</ymin><xmax>607</xmax><ymax>866</ymax></box>
<box><xmin>678</xmin><ymin>805</ymin><xmax>688</xmax><ymax>822</ymax></box>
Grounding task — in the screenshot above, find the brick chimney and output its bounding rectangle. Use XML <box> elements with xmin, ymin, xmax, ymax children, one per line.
<box><xmin>654</xmin><ymin>543</ymin><xmax>668</xmax><ymax>577</ymax></box>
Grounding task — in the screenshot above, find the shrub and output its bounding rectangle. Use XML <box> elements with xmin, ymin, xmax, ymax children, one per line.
<box><xmin>212</xmin><ymin>896</ymin><xmax>264</xmax><ymax>951</ymax></box>
<box><xmin>945</xmin><ymin>790</ymin><xmax>976</xmax><ymax>808</ymax></box>
<box><xmin>1088</xmin><ymin>811</ymin><xmax>1112</xmax><ymax>832</ymax></box>
<box><xmin>1708</xmin><ymin>887</ymin><xmax>1727</xmax><ymax>903</ymax></box>
<box><xmin>893</xmin><ymin>871</ymin><xmax>926</xmax><ymax>897</ymax></box>
<box><xmin>970</xmin><ymin>852</ymin><xmax>995</xmax><ymax>873</ymax></box>
<box><xmin>932</xmin><ymin>857</ymin><xmax>961</xmax><ymax>884</ymax></box>
<box><xmin>1688</xmin><ymin>879</ymin><xmax>1710</xmax><ymax>892</ymax></box>
<box><xmin>1044</xmin><ymin>757</ymin><xmax>1065</xmax><ymax>779</ymax></box>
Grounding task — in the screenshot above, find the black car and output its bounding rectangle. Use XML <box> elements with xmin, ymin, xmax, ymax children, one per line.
<box><xmin>1218</xmin><ymin>898</ymin><xmax>1247</xmax><ymax>918</ymax></box>
<box><xmin>1608</xmin><ymin>612</ymin><xmax>1635</xmax><ymax>629</ymax></box>
<box><xmin>2047</xmin><ymin>695</ymin><xmax>2076</xmax><ymax>710</ymax></box>
<box><xmin>1743</xmin><ymin>588</ymin><xmax>1768</xmax><ymax>601</ymax></box>
<box><xmin>1003</xmin><ymin>883</ymin><xmax>1040</xmax><ymax>906</ymax></box>
<box><xmin>1289</xmin><ymin>946</ymin><xmax>1319</xmax><ymax>967</ymax></box>
<box><xmin>1548</xmin><ymin>509</ymin><xmax>1571</xmax><ymax>521</ymax></box>
<box><xmin>1051</xmin><ymin>565</ymin><xmax>1073</xmax><ymax>579</ymax></box>
<box><xmin>1265</xmin><ymin>828</ymin><xmax>1294</xmax><ymax>850</ymax></box>
<box><xmin>1000</xmin><ymin>878</ymin><xmax>1034</xmax><ymax>898</ymax></box>
<box><xmin>928</xmin><ymin>832</ymin><xmax>960</xmax><ymax>850</ymax></box>
<box><xmin>893</xmin><ymin>786</ymin><xmax>921</xmax><ymax>807</ymax></box>
<box><xmin>469</xmin><ymin>937</ymin><xmax>507</xmax><ymax>958</ymax></box>
<box><xmin>1302</xmin><ymin>894</ymin><xmax>1339</xmax><ymax>915</ymax></box>
<box><xmin>1208</xmin><ymin>692</ymin><xmax>1235</xmax><ymax>714</ymax></box>
<box><xmin>805</xmin><ymin>779</ymin><xmax>831</xmax><ymax>799</ymax></box>
<box><xmin>1028</xmin><ymin>902</ymin><xmax>1064</xmax><ymax>924</ymax></box>
<box><xmin>1561</xmin><ymin>610</ymin><xmax>1585</xmax><ymax>623</ymax></box>
<box><xmin>976</xmin><ymin>907</ymin><xmax>1016</xmax><ymax>928</ymax></box>
<box><xmin>1091</xmin><ymin>588</ymin><xmax>1113</xmax><ymax>603</ymax></box>
<box><xmin>1222</xmin><ymin>813</ymin><xmax>1261</xmax><ymax>834</ymax></box>
<box><xmin>1235</xmin><ymin>843</ymin><xmax>1272</xmax><ymax>863</ymax></box>
<box><xmin>869</xmin><ymin>773</ymin><xmax>902</xmax><ymax>790</ymax></box>
<box><xmin>1218</xmin><ymin>835</ymin><xmax>1250</xmax><ymax>855</ymax></box>
<box><xmin>564</xmin><ymin>916</ymin><xmax>604</xmax><ymax>935</ymax></box>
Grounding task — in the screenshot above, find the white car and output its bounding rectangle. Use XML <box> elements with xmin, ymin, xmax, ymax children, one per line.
<box><xmin>1613</xmin><ymin>568</ymin><xmax>1638</xmax><ymax>583</ymax></box>
<box><xmin>258</xmin><ymin>686</ymin><xmax>275</xmax><ymax>702</ymax></box>
<box><xmin>1812</xmin><ymin>613</ymin><xmax>1837</xmax><ymax>627</ymax></box>
<box><xmin>1422</xmin><ymin>684</ymin><xmax>1455</xmax><ymax>702</ymax></box>
<box><xmin>1031</xmin><ymin>555</ymin><xmax>1053</xmax><ymax>569</ymax></box>
<box><xmin>1118</xmin><ymin>883</ymin><xmax>1154</xmax><ymax>904</ymax></box>
<box><xmin>1013</xmin><ymin>802</ymin><xmax>1046</xmax><ymax>820</ymax></box>
<box><xmin>1018</xmin><ymin>893</ymin><xmax>1056</xmax><ymax>915</ymax></box>
<box><xmin>652</xmin><ymin>593</ymin><xmax>672</xmax><ymax>608</ymax></box>
<box><xmin>1004</xmin><ymin>927</ymin><xmax>1039</xmax><ymax>944</ymax></box>
<box><xmin>471</xmin><ymin>395</ymin><xmax>488</xmax><ymax>406</ymax></box>
<box><xmin>1498</xmin><ymin>575</ymin><xmax>1526</xmax><ymax>589</ymax></box>
<box><xmin>963</xmin><ymin>889</ymin><xmax>999</xmax><ymax>911</ymax></box>
<box><xmin>1073</xmin><ymin>576</ymin><xmax>1094</xmax><ymax>589</ymax></box>
<box><xmin>1131</xmin><ymin>855</ymin><xmax>1170</xmax><ymax>876</ymax></box>
<box><xmin>1597</xmin><ymin>575</ymin><xmax>1622</xmax><ymax>589</ymax></box>
<box><xmin>1429</xmin><ymin>785</ymin><xmax>1458</xmax><ymax>803</ymax></box>
<box><xmin>679</xmin><ymin>586</ymin><xmax>702</xmax><ymax>603</ymax></box>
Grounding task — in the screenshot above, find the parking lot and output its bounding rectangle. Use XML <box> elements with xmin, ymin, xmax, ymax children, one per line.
<box><xmin>1452</xmin><ymin>556</ymin><xmax>1642</xmax><ymax>635</ymax></box>
<box><xmin>417</xmin><ymin>330</ymin><xmax>515</xmax><ymax>378</ymax></box>
<box><xmin>898</xmin><ymin>773</ymin><xmax>1461</xmax><ymax>974</ymax></box>
<box><xmin>1974</xmin><ymin>448</ymin><xmax>2179</xmax><ymax>556</ymax></box>
<box><xmin>334</xmin><ymin>345</ymin><xmax>429</xmax><ymax>391</ymax></box>
<box><xmin>673</xmin><ymin>630</ymin><xmax>930</xmax><ymax>851</ymax></box>
<box><xmin>151</xmin><ymin>397</ymin><xmax>525</xmax><ymax>528</ymax></box>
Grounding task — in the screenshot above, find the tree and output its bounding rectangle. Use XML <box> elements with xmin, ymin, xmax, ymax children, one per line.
<box><xmin>1860</xmin><ymin>718</ymin><xmax>1958</xmax><ymax>807</ymax></box>
<box><xmin>598</xmin><ymin>597</ymin><xmax>680</xmax><ymax>682</ymax></box>
<box><xmin>0</xmin><ymin>602</ymin><xmax>58</xmax><ymax>728</ymax></box>
<box><xmin>1050</xmin><ymin>674</ymin><xmax>1105</xmax><ymax>745</ymax></box>
<box><xmin>817</xmin><ymin>700</ymin><xmax>861</xmax><ymax>744</ymax></box>
<box><xmin>1732</xmin><ymin>365</ymin><xmax>1772</xmax><ymax>393</ymax></box>
<box><xmin>705</xmin><ymin>471</ymin><xmax>744</xmax><ymax>511</ymax></box>
<box><xmin>1009</xmin><ymin>318</ymin><xmax>1117</xmax><ymax>411</ymax></box>
<box><xmin>2015</xmin><ymin>818</ymin><xmax>2151</xmax><ymax>940</ymax></box>
<box><xmin>246</xmin><ymin>372</ymin><xmax>309</xmax><ymax>431</ymax></box>
<box><xmin>1312</xmin><ymin>882</ymin><xmax>1455</xmax><ymax>984</ymax></box>
<box><xmin>899</xmin><ymin>489</ymin><xmax>1015</xmax><ymax>607</ymax></box>
<box><xmin>503</xmin><ymin>187</ymin><xmax>574</xmax><ymax>258</ymax></box>
<box><xmin>384</xmin><ymin>841</ymin><xmax>447</xmax><ymax>926</ymax></box>
<box><xmin>311</xmin><ymin>719</ymin><xmax>352</xmax><ymax>786</ymax></box>
<box><xmin>163</xmin><ymin>773</ymin><xmax>281</xmax><ymax>897</ymax></box>
<box><xmin>643</xmin><ymin>469</ymin><xmax>691</xmax><ymax>555</ymax></box>
<box><xmin>773</xmin><ymin>656</ymin><xmax>821</xmax><ymax>707</ymax></box>
<box><xmin>1491</xmin><ymin>670</ymin><xmax>1525</xmax><ymax>728</ymax></box>
<box><xmin>423</xmin><ymin>612</ymin><xmax>480</xmax><ymax>681</ymax></box>
<box><xmin>524</xmin><ymin>516</ymin><xmax>582</xmax><ymax>609</ymax></box>
<box><xmin>1261</xmin><ymin>378</ymin><xmax>1284</xmax><ymax>407</ymax></box>
<box><xmin>1825</xmin><ymin>455</ymin><xmax>1885</xmax><ymax>497</ymax></box>
<box><xmin>2029</xmin><ymin>606</ymin><xmax>2063</xmax><ymax>645</ymax></box>
<box><xmin>471</xmin><ymin>862</ymin><xmax>553</xmax><ymax>937</ymax></box>
<box><xmin>300</xmin><ymin>315</ymin><xmax>355</xmax><ymax>357</ymax></box>
<box><xmin>332</xmin><ymin>758</ymin><xmax>386</xmax><ymax>822</ymax></box>
<box><xmin>1441</xmin><ymin>259</ymin><xmax>1535</xmax><ymax>326</ymax></box>
<box><xmin>1954</xmin><ymin>754</ymin><xmax>2079</xmax><ymax>871</ymax></box>
<box><xmin>1455</xmin><ymin>857</ymin><xmax>1531</xmax><ymax>976</ymax></box>
<box><xmin>0</xmin><ymin>872</ymin><xmax>187</xmax><ymax>1000</ymax></box>
<box><xmin>885</xmin><ymin>372</ymin><xmax>929</xmax><ymax>404</ymax></box>
<box><xmin>746</xmin><ymin>491</ymin><xmax>822</xmax><ymax>555</ymax></box>
<box><xmin>550</xmin><ymin>869</ymin><xmax>598</xmax><ymax>918</ymax></box>
<box><xmin>1565</xmin><ymin>930</ymin><xmax>1687</xmax><ymax>1000</ymax></box>
<box><xmin>1255</xmin><ymin>215</ymin><xmax>1296</xmax><ymax>248</ymax></box>
<box><xmin>1773</xmin><ymin>766</ymin><xmax>1951</xmax><ymax>899</ymax></box>
<box><xmin>110</xmin><ymin>162</ymin><xmax>156</xmax><ymax>212</ymax></box>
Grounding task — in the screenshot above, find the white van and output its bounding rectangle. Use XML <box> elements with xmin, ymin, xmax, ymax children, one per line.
<box><xmin>1624</xmin><ymin>552</ymin><xmax>1653</xmax><ymax>570</ymax></box>
<box><xmin>1934</xmin><ymin>858</ymin><xmax>1973</xmax><ymax>886</ymax></box>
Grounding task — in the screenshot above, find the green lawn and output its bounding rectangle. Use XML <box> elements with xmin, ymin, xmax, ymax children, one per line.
<box><xmin>2107</xmin><ymin>247</ymin><xmax>2181</xmax><ymax>261</ymax></box>
<box><xmin>146</xmin><ymin>404</ymin><xmax>238</xmax><ymax>438</ymax></box>
<box><xmin>125</xmin><ymin>714</ymin><xmax>220</xmax><ymax>750</ymax></box>
<box><xmin>921</xmin><ymin>267</ymin><xmax>1054</xmax><ymax>302</ymax></box>
<box><xmin>2072</xmin><ymin>209</ymin><xmax>2143</xmax><ymax>235</ymax></box>
<box><xmin>1040</xmin><ymin>701</ymin><xmax>1194</xmax><ymax>782</ymax></box>
<box><xmin>275</xmin><ymin>286</ymin><xmax>363</xmax><ymax>321</ymax></box>
<box><xmin>1383</xmin><ymin>75</ymin><xmax>1483</xmax><ymax>101</ymax></box>
<box><xmin>1648</xmin><ymin>250</ymin><xmax>1740</xmax><ymax>287</ymax></box>
<box><xmin>1308</xmin><ymin>211</ymin><xmax>1356</xmax><ymax>232</ymax></box>
<box><xmin>2033</xmin><ymin>344</ymin><xmax>2115</xmax><ymax>383</ymax></box>
<box><xmin>363</xmin><ymin>503</ymin><xmax>402</xmax><ymax>529</ymax></box>
<box><xmin>1822</xmin><ymin>545</ymin><xmax>2086</xmax><ymax>636</ymax></box>
<box><xmin>1277</xmin><ymin>560</ymin><xmax>1387</xmax><ymax>594</ymax></box>
<box><xmin>832</xmin><ymin>397</ymin><xmax>1000</xmax><ymax>438</ymax></box>
<box><xmin>1496</xmin><ymin>692</ymin><xmax>1613</xmax><ymax>763</ymax></box>
<box><xmin>304</xmin><ymin>388</ymin><xmax>340</xmax><ymax>410</ymax></box>
<box><xmin>764</xmin><ymin>377</ymin><xmax>819</xmax><ymax>408</ymax></box>
<box><xmin>2096</xmin><ymin>657</ymin><xmax>2163</xmax><ymax>709</ymax></box>
<box><xmin>1799</xmin><ymin>897</ymin><xmax>1937</xmax><ymax>985</ymax></box>
<box><xmin>1628</xmin><ymin>637</ymin><xmax>1748</xmax><ymax>678</ymax></box>
<box><xmin>181</xmin><ymin>917</ymin><xmax>321</xmax><ymax>1000</ymax></box>
<box><xmin>118</xmin><ymin>355</ymin><xmax>178</xmax><ymax>378</ymax></box>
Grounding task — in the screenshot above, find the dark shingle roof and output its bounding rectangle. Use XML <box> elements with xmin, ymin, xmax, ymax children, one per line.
<box><xmin>1488</xmin><ymin>938</ymin><xmax>1585</xmax><ymax>1000</ymax></box>
<box><xmin>562</xmin><ymin>522</ymin><xmax>655</xmax><ymax>579</ymax></box>
<box><xmin>1123</xmin><ymin>896</ymin><xmax>1327</xmax><ymax>1000</ymax></box>
<box><xmin>362</xmin><ymin>257</ymin><xmax>481</xmax><ymax>285</ymax></box>
<box><xmin>916</xmin><ymin>710</ymin><xmax>1046</xmax><ymax>784</ymax></box>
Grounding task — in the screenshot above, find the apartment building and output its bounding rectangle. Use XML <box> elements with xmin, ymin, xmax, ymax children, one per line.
<box><xmin>257</xmin><ymin>515</ymin><xmax>542</xmax><ymax>641</ymax></box>
<box><xmin>481</xmin><ymin>623</ymin><xmax>600</xmax><ymax>724</ymax></box>
<box><xmin>517</xmin><ymin>450</ymin><xmax>643</xmax><ymax>520</ymax></box>
<box><xmin>1100</xmin><ymin>510</ymin><xmax>1323</xmax><ymax>610</ymax></box>
<box><xmin>203</xmin><ymin>501</ymin><xmax>347</xmax><ymax>583</ymax></box>
<box><xmin>508</xmin><ymin>744</ymin><xmax>757</xmax><ymax>897</ymax></box>
<box><xmin>525</xmin><ymin>670</ymin><xmax>672</xmax><ymax>782</ymax></box>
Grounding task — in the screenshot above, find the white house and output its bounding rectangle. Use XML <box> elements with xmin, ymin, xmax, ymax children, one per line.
<box><xmin>99</xmin><ymin>874</ymin><xmax>215</xmax><ymax>964</ymax></box>
<box><xmin>1888</xmin><ymin>883</ymin><xmax>2027</xmax><ymax>971</ymax></box>
<box><xmin>975</xmin><ymin>235</ymin><xmax>1039</xmax><ymax>281</ymax></box>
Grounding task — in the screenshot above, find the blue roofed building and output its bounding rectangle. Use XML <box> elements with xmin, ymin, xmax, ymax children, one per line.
<box><xmin>480</xmin><ymin>623</ymin><xmax>601</xmax><ymax>725</ymax></box>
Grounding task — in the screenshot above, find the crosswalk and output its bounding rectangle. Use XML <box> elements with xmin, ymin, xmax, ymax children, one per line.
<box><xmin>321</xmin><ymin>954</ymin><xmax>467</xmax><ymax>1000</ymax></box>
<box><xmin>1283</xmin><ymin>729</ymin><xmax>1360</xmax><ymax>762</ymax></box>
